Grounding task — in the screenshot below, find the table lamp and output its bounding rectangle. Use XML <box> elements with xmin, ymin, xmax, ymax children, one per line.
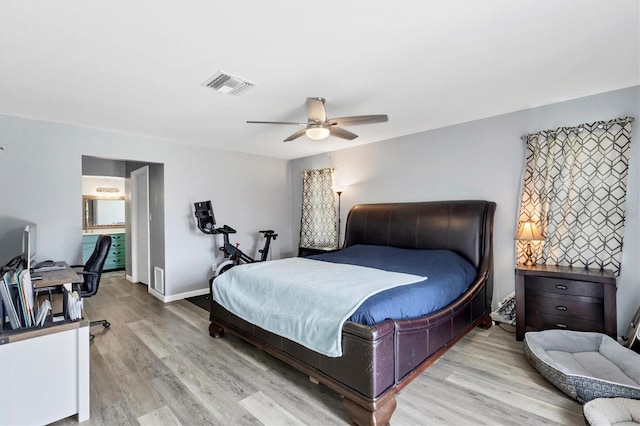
<box><xmin>516</xmin><ymin>220</ymin><xmax>544</xmax><ymax>266</ymax></box>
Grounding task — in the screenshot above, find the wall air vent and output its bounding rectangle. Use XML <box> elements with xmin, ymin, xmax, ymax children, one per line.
<box><xmin>201</xmin><ymin>71</ymin><xmax>256</xmax><ymax>96</ymax></box>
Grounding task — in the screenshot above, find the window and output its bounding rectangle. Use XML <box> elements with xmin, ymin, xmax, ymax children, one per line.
<box><xmin>299</xmin><ymin>168</ymin><xmax>337</xmax><ymax>248</ymax></box>
<box><xmin>516</xmin><ymin>116</ymin><xmax>633</xmax><ymax>274</ymax></box>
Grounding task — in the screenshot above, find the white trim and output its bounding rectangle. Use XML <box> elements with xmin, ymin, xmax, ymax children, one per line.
<box><xmin>148</xmin><ymin>287</ymin><xmax>165</xmax><ymax>302</ymax></box>
<box><xmin>131</xmin><ymin>166</ymin><xmax>150</xmax><ymax>285</ymax></box>
<box><xmin>148</xmin><ymin>287</ymin><xmax>209</xmax><ymax>303</ymax></box>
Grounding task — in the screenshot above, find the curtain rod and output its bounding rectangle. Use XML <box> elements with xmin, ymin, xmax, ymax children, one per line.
<box><xmin>520</xmin><ymin>116</ymin><xmax>635</xmax><ymax>140</ymax></box>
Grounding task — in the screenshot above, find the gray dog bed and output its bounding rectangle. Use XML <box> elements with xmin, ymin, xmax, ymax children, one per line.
<box><xmin>524</xmin><ymin>330</ymin><xmax>640</xmax><ymax>403</ymax></box>
<box><xmin>583</xmin><ymin>398</ymin><xmax>640</xmax><ymax>426</ymax></box>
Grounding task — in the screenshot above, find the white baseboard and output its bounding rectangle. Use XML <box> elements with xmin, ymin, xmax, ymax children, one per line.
<box><xmin>148</xmin><ymin>287</ymin><xmax>209</xmax><ymax>303</ymax></box>
<box><xmin>147</xmin><ymin>287</ymin><xmax>165</xmax><ymax>302</ymax></box>
<box><xmin>125</xmin><ymin>274</ymin><xmax>134</xmax><ymax>282</ymax></box>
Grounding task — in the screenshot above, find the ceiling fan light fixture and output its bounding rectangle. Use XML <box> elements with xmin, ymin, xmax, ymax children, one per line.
<box><xmin>306</xmin><ymin>126</ymin><xmax>330</xmax><ymax>140</ymax></box>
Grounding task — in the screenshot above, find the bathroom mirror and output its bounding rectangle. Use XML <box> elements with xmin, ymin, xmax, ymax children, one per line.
<box><xmin>83</xmin><ymin>196</ymin><xmax>125</xmax><ymax>229</ymax></box>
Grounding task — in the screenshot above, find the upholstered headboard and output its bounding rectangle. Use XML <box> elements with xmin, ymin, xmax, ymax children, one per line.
<box><xmin>343</xmin><ymin>200</ymin><xmax>496</xmax><ymax>271</ymax></box>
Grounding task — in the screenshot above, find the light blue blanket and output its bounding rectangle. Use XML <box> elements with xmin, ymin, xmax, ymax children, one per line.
<box><xmin>212</xmin><ymin>257</ymin><xmax>425</xmax><ymax>357</ymax></box>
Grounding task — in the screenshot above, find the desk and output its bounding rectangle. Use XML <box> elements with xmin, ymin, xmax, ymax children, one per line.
<box><xmin>0</xmin><ymin>263</ymin><xmax>90</xmax><ymax>424</ymax></box>
<box><xmin>32</xmin><ymin>262</ymin><xmax>82</xmax><ymax>322</ymax></box>
<box><xmin>0</xmin><ymin>317</ymin><xmax>90</xmax><ymax>424</ymax></box>
<box><xmin>32</xmin><ymin>261</ymin><xmax>82</xmax><ymax>289</ymax></box>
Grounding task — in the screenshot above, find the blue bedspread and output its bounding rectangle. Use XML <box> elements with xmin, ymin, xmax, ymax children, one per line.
<box><xmin>310</xmin><ymin>245</ymin><xmax>477</xmax><ymax>325</ymax></box>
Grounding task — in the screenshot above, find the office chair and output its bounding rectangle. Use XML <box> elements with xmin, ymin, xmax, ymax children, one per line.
<box><xmin>72</xmin><ymin>234</ymin><xmax>112</xmax><ymax>341</ymax></box>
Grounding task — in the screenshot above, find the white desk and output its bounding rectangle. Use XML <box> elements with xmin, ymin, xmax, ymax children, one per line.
<box><xmin>0</xmin><ymin>320</ymin><xmax>90</xmax><ymax>425</ymax></box>
<box><xmin>0</xmin><ymin>263</ymin><xmax>90</xmax><ymax>425</ymax></box>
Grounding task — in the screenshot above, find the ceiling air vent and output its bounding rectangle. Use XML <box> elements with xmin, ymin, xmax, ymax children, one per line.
<box><xmin>202</xmin><ymin>71</ymin><xmax>256</xmax><ymax>96</ymax></box>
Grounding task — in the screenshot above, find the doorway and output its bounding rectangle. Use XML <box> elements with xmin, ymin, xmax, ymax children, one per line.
<box><xmin>81</xmin><ymin>156</ymin><xmax>165</xmax><ymax>293</ymax></box>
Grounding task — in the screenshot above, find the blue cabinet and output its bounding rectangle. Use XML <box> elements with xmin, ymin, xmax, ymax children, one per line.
<box><xmin>82</xmin><ymin>232</ymin><xmax>125</xmax><ymax>270</ymax></box>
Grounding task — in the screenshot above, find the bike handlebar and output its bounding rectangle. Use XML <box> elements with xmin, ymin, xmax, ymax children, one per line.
<box><xmin>259</xmin><ymin>230</ymin><xmax>277</xmax><ymax>239</ymax></box>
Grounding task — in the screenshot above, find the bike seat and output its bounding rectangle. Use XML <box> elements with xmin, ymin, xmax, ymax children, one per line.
<box><xmin>218</xmin><ymin>225</ymin><xmax>236</xmax><ymax>234</ymax></box>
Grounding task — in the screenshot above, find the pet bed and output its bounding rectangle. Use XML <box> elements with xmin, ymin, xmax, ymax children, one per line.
<box><xmin>583</xmin><ymin>398</ymin><xmax>640</xmax><ymax>426</ymax></box>
<box><xmin>524</xmin><ymin>329</ymin><xmax>640</xmax><ymax>403</ymax></box>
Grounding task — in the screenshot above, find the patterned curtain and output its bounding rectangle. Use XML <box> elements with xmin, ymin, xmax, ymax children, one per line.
<box><xmin>516</xmin><ymin>116</ymin><xmax>633</xmax><ymax>275</ymax></box>
<box><xmin>300</xmin><ymin>168</ymin><xmax>337</xmax><ymax>248</ymax></box>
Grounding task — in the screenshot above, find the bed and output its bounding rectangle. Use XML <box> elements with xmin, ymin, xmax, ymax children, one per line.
<box><xmin>209</xmin><ymin>200</ymin><xmax>496</xmax><ymax>425</ymax></box>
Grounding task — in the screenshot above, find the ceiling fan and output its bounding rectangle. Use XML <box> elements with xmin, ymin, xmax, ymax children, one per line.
<box><xmin>247</xmin><ymin>97</ymin><xmax>388</xmax><ymax>142</ymax></box>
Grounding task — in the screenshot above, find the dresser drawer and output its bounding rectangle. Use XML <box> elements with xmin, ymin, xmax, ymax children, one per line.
<box><xmin>110</xmin><ymin>240</ymin><xmax>125</xmax><ymax>250</ymax></box>
<box><xmin>524</xmin><ymin>276</ymin><xmax>603</xmax><ymax>298</ymax></box>
<box><xmin>525</xmin><ymin>310</ymin><xmax>605</xmax><ymax>334</ymax></box>
<box><xmin>103</xmin><ymin>258</ymin><xmax>125</xmax><ymax>270</ymax></box>
<box><xmin>525</xmin><ymin>292</ymin><xmax>603</xmax><ymax>321</ymax></box>
<box><xmin>109</xmin><ymin>248</ymin><xmax>125</xmax><ymax>261</ymax></box>
<box><xmin>110</xmin><ymin>233</ymin><xmax>125</xmax><ymax>243</ymax></box>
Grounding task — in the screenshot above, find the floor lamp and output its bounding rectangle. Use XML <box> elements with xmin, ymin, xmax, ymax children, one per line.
<box><xmin>336</xmin><ymin>190</ymin><xmax>342</xmax><ymax>248</ymax></box>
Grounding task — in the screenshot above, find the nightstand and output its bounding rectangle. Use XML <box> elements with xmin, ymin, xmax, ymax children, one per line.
<box><xmin>515</xmin><ymin>264</ymin><xmax>616</xmax><ymax>341</ymax></box>
<box><xmin>298</xmin><ymin>246</ymin><xmax>340</xmax><ymax>257</ymax></box>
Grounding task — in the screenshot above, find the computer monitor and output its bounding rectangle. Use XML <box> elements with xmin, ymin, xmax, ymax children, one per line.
<box><xmin>22</xmin><ymin>224</ymin><xmax>37</xmax><ymax>271</ymax></box>
<box><xmin>194</xmin><ymin>201</ymin><xmax>216</xmax><ymax>234</ymax></box>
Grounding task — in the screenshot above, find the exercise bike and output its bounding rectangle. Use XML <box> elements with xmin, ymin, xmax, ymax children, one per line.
<box><xmin>194</xmin><ymin>201</ymin><xmax>277</xmax><ymax>278</ymax></box>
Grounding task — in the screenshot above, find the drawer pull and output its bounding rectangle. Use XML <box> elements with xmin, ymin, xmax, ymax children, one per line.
<box><xmin>555</xmin><ymin>323</ymin><xmax>568</xmax><ymax>329</ymax></box>
<box><xmin>555</xmin><ymin>285</ymin><xmax>568</xmax><ymax>290</ymax></box>
<box><xmin>556</xmin><ymin>306</ymin><xmax>567</xmax><ymax>311</ymax></box>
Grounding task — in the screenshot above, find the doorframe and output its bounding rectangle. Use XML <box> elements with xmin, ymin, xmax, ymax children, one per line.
<box><xmin>130</xmin><ymin>166</ymin><xmax>150</xmax><ymax>285</ymax></box>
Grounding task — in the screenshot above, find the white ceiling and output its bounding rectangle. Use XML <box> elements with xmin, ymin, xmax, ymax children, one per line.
<box><xmin>1</xmin><ymin>1</ymin><xmax>638</xmax><ymax>160</ymax></box>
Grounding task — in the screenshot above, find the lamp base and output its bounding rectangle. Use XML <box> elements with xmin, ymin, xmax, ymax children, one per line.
<box><xmin>523</xmin><ymin>242</ymin><xmax>536</xmax><ymax>266</ymax></box>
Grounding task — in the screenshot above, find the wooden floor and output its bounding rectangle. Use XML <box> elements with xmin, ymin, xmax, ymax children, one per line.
<box><xmin>53</xmin><ymin>272</ymin><xmax>583</xmax><ymax>426</ymax></box>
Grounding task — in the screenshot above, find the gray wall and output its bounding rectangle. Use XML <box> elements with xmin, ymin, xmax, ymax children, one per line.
<box><xmin>0</xmin><ymin>115</ymin><xmax>293</xmax><ymax>297</ymax></box>
<box><xmin>82</xmin><ymin>156</ymin><xmax>126</xmax><ymax>177</ymax></box>
<box><xmin>0</xmin><ymin>217</ymin><xmax>29</xmax><ymax>266</ymax></box>
<box><xmin>290</xmin><ymin>86</ymin><xmax>640</xmax><ymax>336</ymax></box>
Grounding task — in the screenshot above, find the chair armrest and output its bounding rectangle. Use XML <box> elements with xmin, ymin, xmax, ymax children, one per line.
<box><xmin>71</xmin><ymin>270</ymin><xmax>98</xmax><ymax>289</ymax></box>
<box><xmin>73</xmin><ymin>271</ymin><xmax>100</xmax><ymax>295</ymax></box>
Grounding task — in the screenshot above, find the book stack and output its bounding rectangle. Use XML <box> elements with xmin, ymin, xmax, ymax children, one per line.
<box><xmin>0</xmin><ymin>270</ymin><xmax>51</xmax><ymax>331</ymax></box>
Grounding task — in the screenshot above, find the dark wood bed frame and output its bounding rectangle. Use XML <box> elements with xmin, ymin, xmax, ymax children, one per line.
<box><xmin>209</xmin><ymin>200</ymin><xmax>497</xmax><ymax>425</ymax></box>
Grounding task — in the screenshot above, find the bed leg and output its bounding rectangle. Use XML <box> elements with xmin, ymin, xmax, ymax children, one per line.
<box><xmin>343</xmin><ymin>396</ymin><xmax>396</xmax><ymax>426</ymax></box>
<box><xmin>478</xmin><ymin>313</ymin><xmax>493</xmax><ymax>330</ymax></box>
<box><xmin>209</xmin><ymin>322</ymin><xmax>224</xmax><ymax>338</ymax></box>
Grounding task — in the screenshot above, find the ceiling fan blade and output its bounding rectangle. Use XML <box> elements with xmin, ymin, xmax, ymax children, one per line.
<box><xmin>328</xmin><ymin>114</ymin><xmax>388</xmax><ymax>127</ymax></box>
<box><xmin>247</xmin><ymin>120</ymin><xmax>306</xmax><ymax>125</ymax></box>
<box><xmin>330</xmin><ymin>126</ymin><xmax>358</xmax><ymax>140</ymax></box>
<box><xmin>284</xmin><ymin>128</ymin><xmax>308</xmax><ymax>142</ymax></box>
<box><xmin>306</xmin><ymin>97</ymin><xmax>326</xmax><ymax>123</ymax></box>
